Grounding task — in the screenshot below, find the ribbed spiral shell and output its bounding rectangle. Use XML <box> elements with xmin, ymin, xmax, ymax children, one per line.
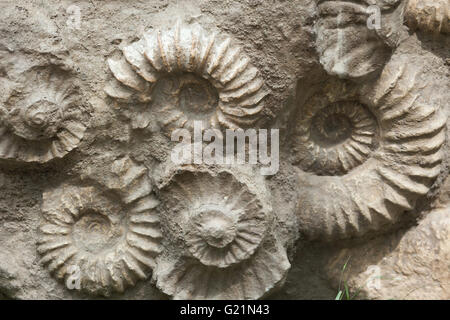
<box><xmin>105</xmin><ymin>22</ymin><xmax>269</xmax><ymax>131</ymax></box>
<box><xmin>293</xmin><ymin>54</ymin><xmax>446</xmax><ymax>240</ymax></box>
<box><xmin>0</xmin><ymin>67</ymin><xmax>87</xmax><ymax>163</ymax></box>
<box><xmin>153</xmin><ymin>167</ymin><xmax>290</xmax><ymax>300</ymax></box>
<box><xmin>37</xmin><ymin>158</ymin><xmax>162</xmax><ymax>296</ymax></box>
<box><xmin>293</xmin><ymin>98</ymin><xmax>379</xmax><ymax>176</ymax></box>
<box><xmin>405</xmin><ymin>0</ymin><xmax>450</xmax><ymax>34</ymax></box>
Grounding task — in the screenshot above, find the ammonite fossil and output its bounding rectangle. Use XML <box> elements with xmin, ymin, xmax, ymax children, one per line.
<box><xmin>293</xmin><ymin>94</ymin><xmax>379</xmax><ymax>176</ymax></box>
<box><xmin>405</xmin><ymin>0</ymin><xmax>449</xmax><ymax>34</ymax></box>
<box><xmin>315</xmin><ymin>0</ymin><xmax>407</xmax><ymax>79</ymax></box>
<box><xmin>0</xmin><ymin>67</ymin><xmax>87</xmax><ymax>163</ymax></box>
<box><xmin>292</xmin><ymin>53</ymin><xmax>446</xmax><ymax>240</ymax></box>
<box><xmin>153</xmin><ymin>167</ymin><xmax>290</xmax><ymax>299</ymax></box>
<box><xmin>105</xmin><ymin>22</ymin><xmax>269</xmax><ymax>133</ymax></box>
<box><xmin>37</xmin><ymin>158</ymin><xmax>162</xmax><ymax>296</ymax></box>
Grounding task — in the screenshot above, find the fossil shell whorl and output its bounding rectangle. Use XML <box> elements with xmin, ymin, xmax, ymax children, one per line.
<box><xmin>405</xmin><ymin>0</ymin><xmax>450</xmax><ymax>34</ymax></box>
<box><xmin>162</xmin><ymin>170</ymin><xmax>268</xmax><ymax>268</ymax></box>
<box><xmin>37</xmin><ymin>160</ymin><xmax>162</xmax><ymax>296</ymax></box>
<box><xmin>315</xmin><ymin>0</ymin><xmax>407</xmax><ymax>79</ymax></box>
<box><xmin>0</xmin><ymin>67</ymin><xmax>87</xmax><ymax>163</ymax></box>
<box><xmin>105</xmin><ymin>22</ymin><xmax>269</xmax><ymax>133</ymax></box>
<box><xmin>293</xmin><ymin>54</ymin><xmax>446</xmax><ymax>241</ymax></box>
<box><xmin>153</xmin><ymin>167</ymin><xmax>290</xmax><ymax>299</ymax></box>
<box><xmin>154</xmin><ymin>238</ymin><xmax>290</xmax><ymax>300</ymax></box>
<box><xmin>292</xmin><ymin>83</ymin><xmax>379</xmax><ymax>176</ymax></box>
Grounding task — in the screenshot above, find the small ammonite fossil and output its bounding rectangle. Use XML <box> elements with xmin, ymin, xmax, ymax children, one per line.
<box><xmin>293</xmin><ymin>98</ymin><xmax>379</xmax><ymax>176</ymax></box>
<box><xmin>292</xmin><ymin>53</ymin><xmax>446</xmax><ymax>240</ymax></box>
<box><xmin>37</xmin><ymin>158</ymin><xmax>162</xmax><ymax>296</ymax></box>
<box><xmin>315</xmin><ymin>0</ymin><xmax>407</xmax><ymax>79</ymax></box>
<box><xmin>0</xmin><ymin>66</ymin><xmax>88</xmax><ymax>163</ymax></box>
<box><xmin>153</xmin><ymin>167</ymin><xmax>290</xmax><ymax>299</ymax></box>
<box><xmin>105</xmin><ymin>22</ymin><xmax>269</xmax><ymax>134</ymax></box>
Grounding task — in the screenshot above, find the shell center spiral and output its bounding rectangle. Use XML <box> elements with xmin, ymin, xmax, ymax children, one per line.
<box><xmin>195</xmin><ymin>209</ymin><xmax>237</xmax><ymax>248</ymax></box>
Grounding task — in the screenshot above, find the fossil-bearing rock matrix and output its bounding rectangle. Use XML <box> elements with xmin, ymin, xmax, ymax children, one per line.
<box><xmin>0</xmin><ymin>0</ymin><xmax>448</xmax><ymax>300</ymax></box>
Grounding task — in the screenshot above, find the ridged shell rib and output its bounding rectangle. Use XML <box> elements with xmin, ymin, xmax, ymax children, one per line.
<box><xmin>105</xmin><ymin>22</ymin><xmax>269</xmax><ymax>129</ymax></box>
<box><xmin>37</xmin><ymin>159</ymin><xmax>161</xmax><ymax>296</ymax></box>
<box><xmin>153</xmin><ymin>167</ymin><xmax>290</xmax><ymax>299</ymax></box>
<box><xmin>294</xmin><ymin>54</ymin><xmax>446</xmax><ymax>241</ymax></box>
<box><xmin>405</xmin><ymin>0</ymin><xmax>450</xmax><ymax>34</ymax></box>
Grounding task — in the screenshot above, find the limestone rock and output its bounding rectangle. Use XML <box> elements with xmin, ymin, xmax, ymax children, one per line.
<box><xmin>325</xmin><ymin>207</ymin><xmax>450</xmax><ymax>300</ymax></box>
<box><xmin>0</xmin><ymin>0</ymin><xmax>447</xmax><ymax>301</ymax></box>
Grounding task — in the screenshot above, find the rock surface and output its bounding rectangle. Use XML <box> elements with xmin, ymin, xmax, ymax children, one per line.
<box><xmin>0</xmin><ymin>0</ymin><xmax>448</xmax><ymax>300</ymax></box>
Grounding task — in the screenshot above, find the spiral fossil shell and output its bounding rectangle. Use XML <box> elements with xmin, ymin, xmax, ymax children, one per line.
<box><xmin>105</xmin><ymin>22</ymin><xmax>269</xmax><ymax>132</ymax></box>
<box><xmin>405</xmin><ymin>0</ymin><xmax>450</xmax><ymax>34</ymax></box>
<box><xmin>0</xmin><ymin>67</ymin><xmax>87</xmax><ymax>163</ymax></box>
<box><xmin>292</xmin><ymin>53</ymin><xmax>446</xmax><ymax>240</ymax></box>
<box><xmin>37</xmin><ymin>158</ymin><xmax>162</xmax><ymax>295</ymax></box>
<box><xmin>153</xmin><ymin>167</ymin><xmax>290</xmax><ymax>299</ymax></box>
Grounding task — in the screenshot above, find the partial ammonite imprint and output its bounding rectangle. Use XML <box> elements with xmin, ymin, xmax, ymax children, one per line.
<box><xmin>153</xmin><ymin>167</ymin><xmax>290</xmax><ymax>299</ymax></box>
<box><xmin>293</xmin><ymin>89</ymin><xmax>379</xmax><ymax>176</ymax></box>
<box><xmin>37</xmin><ymin>157</ymin><xmax>162</xmax><ymax>296</ymax></box>
<box><xmin>0</xmin><ymin>66</ymin><xmax>88</xmax><ymax>163</ymax></box>
<box><xmin>291</xmin><ymin>53</ymin><xmax>446</xmax><ymax>240</ymax></box>
<box><xmin>105</xmin><ymin>22</ymin><xmax>269</xmax><ymax>133</ymax></box>
<box><xmin>315</xmin><ymin>0</ymin><xmax>407</xmax><ymax>79</ymax></box>
<box><xmin>406</xmin><ymin>0</ymin><xmax>449</xmax><ymax>34</ymax></box>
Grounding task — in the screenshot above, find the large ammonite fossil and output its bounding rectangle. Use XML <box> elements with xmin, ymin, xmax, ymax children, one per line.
<box><xmin>315</xmin><ymin>0</ymin><xmax>407</xmax><ymax>79</ymax></box>
<box><xmin>405</xmin><ymin>0</ymin><xmax>450</xmax><ymax>34</ymax></box>
<box><xmin>105</xmin><ymin>22</ymin><xmax>269</xmax><ymax>133</ymax></box>
<box><xmin>153</xmin><ymin>167</ymin><xmax>290</xmax><ymax>299</ymax></box>
<box><xmin>291</xmin><ymin>53</ymin><xmax>446</xmax><ymax>240</ymax></box>
<box><xmin>0</xmin><ymin>67</ymin><xmax>87</xmax><ymax>163</ymax></box>
<box><xmin>37</xmin><ymin>158</ymin><xmax>162</xmax><ymax>296</ymax></box>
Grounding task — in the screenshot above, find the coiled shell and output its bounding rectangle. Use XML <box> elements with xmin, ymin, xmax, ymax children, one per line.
<box><xmin>105</xmin><ymin>22</ymin><xmax>269</xmax><ymax>133</ymax></box>
<box><xmin>292</xmin><ymin>53</ymin><xmax>446</xmax><ymax>240</ymax></box>
<box><xmin>405</xmin><ymin>0</ymin><xmax>450</xmax><ymax>34</ymax></box>
<box><xmin>37</xmin><ymin>157</ymin><xmax>162</xmax><ymax>296</ymax></box>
